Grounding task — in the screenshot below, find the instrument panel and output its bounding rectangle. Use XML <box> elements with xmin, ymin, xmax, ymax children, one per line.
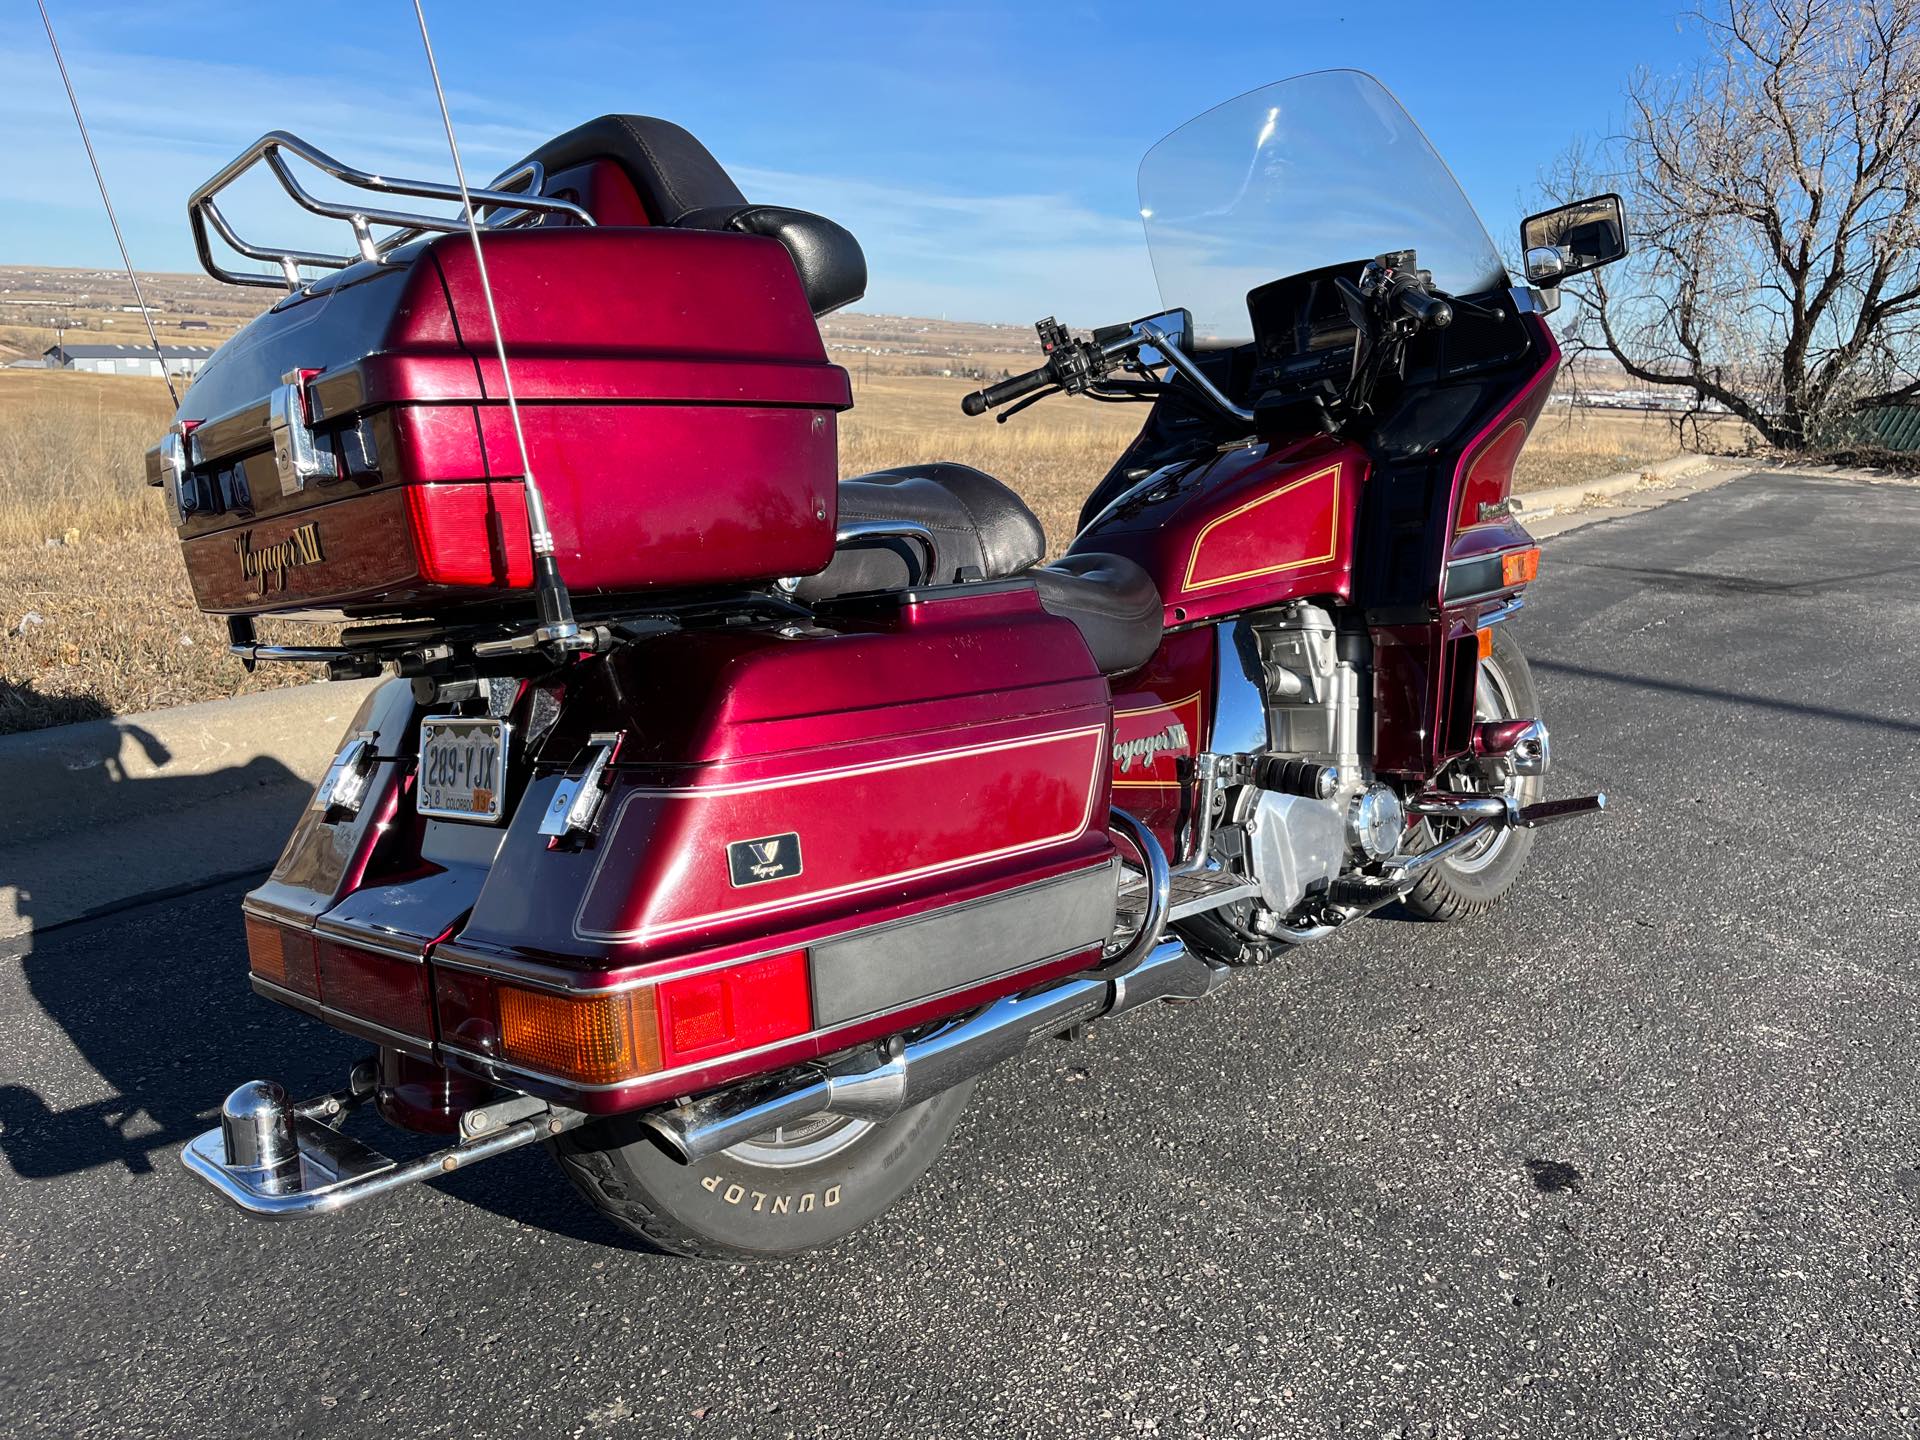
<box><xmin>1245</xmin><ymin>259</ymin><xmax>1365</xmax><ymax>397</ymax></box>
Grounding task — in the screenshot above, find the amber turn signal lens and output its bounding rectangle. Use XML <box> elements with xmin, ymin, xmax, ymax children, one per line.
<box><xmin>1501</xmin><ymin>547</ymin><xmax>1541</xmax><ymax>587</ymax></box>
<box><xmin>496</xmin><ymin>985</ymin><xmax>662</xmax><ymax>1087</ymax></box>
<box><xmin>244</xmin><ymin>915</ymin><xmax>319</xmax><ymax>998</ymax></box>
<box><xmin>1477</xmin><ymin>627</ymin><xmax>1495</xmax><ymax>661</ymax></box>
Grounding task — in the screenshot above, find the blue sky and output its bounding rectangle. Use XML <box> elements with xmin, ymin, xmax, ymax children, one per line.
<box><xmin>6</xmin><ymin>1</ymin><xmax>1704</xmax><ymax>325</ymax></box>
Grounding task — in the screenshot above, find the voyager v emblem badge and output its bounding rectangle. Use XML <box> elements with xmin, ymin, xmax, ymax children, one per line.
<box><xmin>727</xmin><ymin>832</ymin><xmax>803</xmax><ymax>887</ymax></box>
<box><xmin>234</xmin><ymin>521</ymin><xmax>324</xmax><ymax>594</ymax></box>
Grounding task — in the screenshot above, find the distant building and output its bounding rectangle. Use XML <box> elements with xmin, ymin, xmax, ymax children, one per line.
<box><xmin>41</xmin><ymin>342</ymin><xmax>213</xmax><ymax>379</ymax></box>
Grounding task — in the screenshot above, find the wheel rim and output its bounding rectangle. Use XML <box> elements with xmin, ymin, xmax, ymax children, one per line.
<box><xmin>1434</xmin><ymin>652</ymin><xmax>1544</xmax><ymax>873</ymax></box>
<box><xmin>722</xmin><ymin>1111</ymin><xmax>875</xmax><ymax>1169</ymax></box>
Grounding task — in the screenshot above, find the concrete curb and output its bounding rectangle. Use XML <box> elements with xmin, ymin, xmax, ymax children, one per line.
<box><xmin>1518</xmin><ymin>453</ymin><xmax>1720</xmax><ymax>519</ymax></box>
<box><xmin>0</xmin><ymin>677</ymin><xmax>378</xmax><ymax>851</ymax></box>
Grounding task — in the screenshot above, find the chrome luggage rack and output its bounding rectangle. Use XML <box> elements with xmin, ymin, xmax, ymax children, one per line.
<box><xmin>188</xmin><ymin>130</ymin><xmax>595</xmax><ymax>291</ymax></box>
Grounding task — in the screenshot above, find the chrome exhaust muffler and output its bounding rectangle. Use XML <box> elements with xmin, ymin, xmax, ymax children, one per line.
<box><xmin>644</xmin><ymin>937</ymin><xmax>1229</xmax><ymax>1164</ymax></box>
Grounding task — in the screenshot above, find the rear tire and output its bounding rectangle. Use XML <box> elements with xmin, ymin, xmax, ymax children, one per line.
<box><xmin>551</xmin><ymin>1081</ymin><xmax>975</xmax><ymax>1259</ymax></box>
<box><xmin>1401</xmin><ymin>626</ymin><xmax>1543</xmax><ymax>921</ymax></box>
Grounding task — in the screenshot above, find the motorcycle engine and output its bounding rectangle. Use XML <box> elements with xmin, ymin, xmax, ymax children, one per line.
<box><xmin>1235</xmin><ymin>602</ymin><xmax>1398</xmax><ymax>919</ymax></box>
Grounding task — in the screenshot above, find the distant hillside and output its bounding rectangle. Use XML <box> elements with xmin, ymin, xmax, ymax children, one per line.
<box><xmin>0</xmin><ymin>263</ymin><xmax>1042</xmax><ymax>379</ymax></box>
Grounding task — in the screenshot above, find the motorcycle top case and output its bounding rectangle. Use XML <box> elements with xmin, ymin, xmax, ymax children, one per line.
<box><xmin>146</xmin><ymin>227</ymin><xmax>851</xmax><ymax>616</ymax></box>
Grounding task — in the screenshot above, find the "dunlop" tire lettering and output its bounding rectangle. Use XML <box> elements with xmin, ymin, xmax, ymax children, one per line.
<box><xmin>702</xmin><ymin>1174</ymin><xmax>841</xmax><ymax>1211</ymax></box>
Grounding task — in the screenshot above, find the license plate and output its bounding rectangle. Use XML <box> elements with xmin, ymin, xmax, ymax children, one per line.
<box><xmin>417</xmin><ymin>717</ymin><xmax>511</xmax><ymax>823</ymax></box>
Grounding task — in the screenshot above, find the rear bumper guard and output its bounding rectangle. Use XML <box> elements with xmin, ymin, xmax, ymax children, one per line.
<box><xmin>180</xmin><ymin>1060</ymin><xmax>585</xmax><ymax>1218</ymax></box>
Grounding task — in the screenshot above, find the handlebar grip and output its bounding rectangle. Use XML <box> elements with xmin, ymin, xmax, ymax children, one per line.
<box><xmin>1395</xmin><ymin>285</ymin><xmax>1453</xmax><ymax>328</ymax></box>
<box><xmin>961</xmin><ymin>363</ymin><xmax>1054</xmax><ymax>416</ymax></box>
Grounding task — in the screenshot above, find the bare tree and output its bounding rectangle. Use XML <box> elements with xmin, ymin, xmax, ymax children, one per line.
<box><xmin>1548</xmin><ymin>0</ymin><xmax>1920</xmax><ymax>449</ymax></box>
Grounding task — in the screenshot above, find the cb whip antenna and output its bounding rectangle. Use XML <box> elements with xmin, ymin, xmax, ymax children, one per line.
<box><xmin>412</xmin><ymin>0</ymin><xmax>581</xmax><ymax>652</ymax></box>
<box><xmin>35</xmin><ymin>0</ymin><xmax>180</xmax><ymax>409</ymax></box>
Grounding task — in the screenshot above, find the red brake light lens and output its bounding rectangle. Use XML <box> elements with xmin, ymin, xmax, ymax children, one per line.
<box><xmin>312</xmin><ymin>939</ymin><xmax>432</xmax><ymax>1037</ymax></box>
<box><xmin>654</xmin><ymin>948</ymin><xmax>812</xmax><ymax>1070</ymax></box>
<box><xmin>490</xmin><ymin>948</ymin><xmax>814</xmax><ymax>1087</ymax></box>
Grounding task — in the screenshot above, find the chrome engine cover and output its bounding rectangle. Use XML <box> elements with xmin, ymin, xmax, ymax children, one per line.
<box><xmin>1245</xmin><ymin>791</ymin><xmax>1348</xmax><ymax>914</ymax></box>
<box><xmin>1347</xmin><ymin>783</ymin><xmax>1407</xmax><ymax>861</ymax></box>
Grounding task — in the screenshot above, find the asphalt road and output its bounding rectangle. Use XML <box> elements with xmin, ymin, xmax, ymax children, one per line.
<box><xmin>3</xmin><ymin>471</ymin><xmax>1918</xmax><ymax>1439</ymax></box>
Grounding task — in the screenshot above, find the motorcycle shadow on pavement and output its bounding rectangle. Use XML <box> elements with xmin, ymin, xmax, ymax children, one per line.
<box><xmin>0</xmin><ymin>730</ymin><xmax>318</xmax><ymax>1184</ymax></box>
<box><xmin>0</xmin><ymin>727</ymin><xmax>654</xmax><ymax>1247</ymax></box>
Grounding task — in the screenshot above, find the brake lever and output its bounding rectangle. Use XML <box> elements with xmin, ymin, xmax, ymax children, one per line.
<box><xmin>994</xmin><ymin>385</ymin><xmax>1062</xmax><ymax>423</ymax></box>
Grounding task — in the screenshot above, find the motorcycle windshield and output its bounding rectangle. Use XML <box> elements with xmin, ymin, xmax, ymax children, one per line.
<box><xmin>1138</xmin><ymin>70</ymin><xmax>1507</xmax><ymax>345</ymax></box>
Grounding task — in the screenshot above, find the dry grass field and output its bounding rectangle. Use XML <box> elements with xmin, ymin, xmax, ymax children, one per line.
<box><xmin>0</xmin><ymin>267</ymin><xmax>1714</xmax><ymax>735</ymax></box>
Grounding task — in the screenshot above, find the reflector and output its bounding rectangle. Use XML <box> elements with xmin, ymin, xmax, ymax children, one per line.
<box><xmin>1501</xmin><ymin>548</ymin><xmax>1541</xmax><ymax>587</ymax></box>
<box><xmin>653</xmin><ymin>949</ymin><xmax>812</xmax><ymax>1069</ymax></box>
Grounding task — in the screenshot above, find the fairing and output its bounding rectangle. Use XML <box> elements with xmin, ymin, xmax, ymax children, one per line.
<box><xmin>1070</xmin><ymin>433</ymin><xmax>1370</xmax><ymax>628</ymax></box>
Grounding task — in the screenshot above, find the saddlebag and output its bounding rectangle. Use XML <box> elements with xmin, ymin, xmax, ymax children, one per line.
<box><xmin>240</xmin><ymin>582</ymin><xmax>1119</xmax><ymax>1114</ymax></box>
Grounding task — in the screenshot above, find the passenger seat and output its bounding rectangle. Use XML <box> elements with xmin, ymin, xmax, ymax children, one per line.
<box><xmin>795</xmin><ymin>464</ymin><xmax>1164</xmax><ymax>676</ymax></box>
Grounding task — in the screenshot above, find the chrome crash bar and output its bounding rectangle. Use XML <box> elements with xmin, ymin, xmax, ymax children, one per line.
<box><xmin>189</xmin><ymin>130</ymin><xmax>595</xmax><ymax>290</ymax></box>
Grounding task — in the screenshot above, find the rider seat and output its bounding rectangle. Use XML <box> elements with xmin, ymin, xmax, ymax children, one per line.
<box><xmin>795</xmin><ymin>464</ymin><xmax>1164</xmax><ymax>675</ymax></box>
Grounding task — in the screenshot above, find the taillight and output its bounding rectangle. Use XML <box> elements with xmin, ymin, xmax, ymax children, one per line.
<box><xmin>313</xmin><ymin>939</ymin><xmax>432</xmax><ymax>1036</ymax></box>
<box><xmin>655</xmin><ymin>948</ymin><xmax>811</xmax><ymax>1070</ymax></box>
<box><xmin>245</xmin><ymin>914</ymin><xmax>319</xmax><ymax>998</ymax></box>
<box><xmin>492</xmin><ymin>948</ymin><xmax>813</xmax><ymax>1087</ymax></box>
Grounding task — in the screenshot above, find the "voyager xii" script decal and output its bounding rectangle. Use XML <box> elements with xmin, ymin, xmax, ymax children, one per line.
<box><xmin>234</xmin><ymin>522</ymin><xmax>325</xmax><ymax>594</ymax></box>
<box><xmin>1110</xmin><ymin>693</ymin><xmax>1202</xmax><ymax>788</ymax></box>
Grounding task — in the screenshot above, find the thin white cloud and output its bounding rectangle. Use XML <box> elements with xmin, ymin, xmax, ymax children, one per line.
<box><xmin>4</xmin><ymin>33</ymin><xmax>1159</xmax><ymax>324</ymax></box>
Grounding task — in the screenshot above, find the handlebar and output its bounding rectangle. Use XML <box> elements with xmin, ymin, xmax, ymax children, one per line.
<box><xmin>961</xmin><ymin>365</ymin><xmax>1055</xmax><ymax>416</ymax></box>
<box><xmin>967</xmin><ymin>256</ymin><xmax>1460</xmax><ymax>430</ymax></box>
<box><xmin>1394</xmin><ymin>285</ymin><xmax>1453</xmax><ymax>328</ymax></box>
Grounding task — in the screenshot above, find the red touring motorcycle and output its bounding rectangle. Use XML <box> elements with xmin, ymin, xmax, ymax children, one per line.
<box><xmin>162</xmin><ymin>71</ymin><xmax>1624</xmax><ymax>1256</ymax></box>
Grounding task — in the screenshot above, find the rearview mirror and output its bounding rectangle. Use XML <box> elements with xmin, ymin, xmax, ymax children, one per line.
<box><xmin>1520</xmin><ymin>194</ymin><xmax>1627</xmax><ymax>285</ymax></box>
<box><xmin>1130</xmin><ymin>308</ymin><xmax>1192</xmax><ymax>365</ymax></box>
